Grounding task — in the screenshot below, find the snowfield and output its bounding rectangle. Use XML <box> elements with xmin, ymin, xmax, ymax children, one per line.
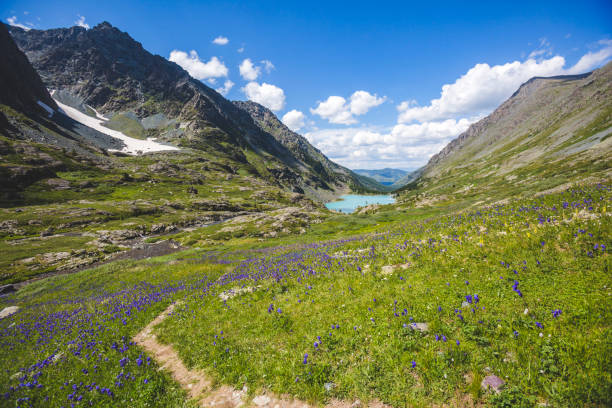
<box><xmin>53</xmin><ymin>98</ymin><xmax>180</xmax><ymax>155</ymax></box>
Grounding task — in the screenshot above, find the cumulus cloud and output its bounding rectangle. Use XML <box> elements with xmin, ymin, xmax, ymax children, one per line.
<box><xmin>305</xmin><ymin>40</ymin><xmax>612</xmax><ymax>169</ymax></box>
<box><xmin>216</xmin><ymin>80</ymin><xmax>234</xmax><ymax>96</ymax></box>
<box><xmin>75</xmin><ymin>15</ymin><xmax>89</xmax><ymax>29</ymax></box>
<box><xmin>169</xmin><ymin>50</ymin><xmax>228</xmax><ymax>80</ymax></box>
<box><xmin>311</xmin><ymin>96</ymin><xmax>356</xmax><ymax>125</ymax></box>
<box><xmin>212</xmin><ymin>36</ymin><xmax>229</xmax><ymax>45</ymax></box>
<box><xmin>310</xmin><ymin>91</ymin><xmax>385</xmax><ymax>125</ymax></box>
<box><xmin>239</xmin><ymin>58</ymin><xmax>261</xmax><ymax>81</ymax></box>
<box><xmin>566</xmin><ymin>40</ymin><xmax>612</xmax><ymax>74</ymax></box>
<box><xmin>282</xmin><ymin>110</ymin><xmax>306</xmax><ymax>131</ymax></box>
<box><xmin>398</xmin><ymin>41</ymin><xmax>612</xmax><ymax>124</ymax></box>
<box><xmin>349</xmin><ymin>91</ymin><xmax>386</xmax><ymax>115</ymax></box>
<box><xmin>242</xmin><ymin>82</ymin><xmax>286</xmax><ymax>111</ymax></box>
<box><xmin>6</xmin><ymin>16</ymin><xmax>31</xmax><ymax>30</ymax></box>
<box><xmin>397</xmin><ymin>57</ymin><xmax>567</xmax><ymax>123</ymax></box>
<box><xmin>305</xmin><ymin>118</ymin><xmax>470</xmax><ymax>169</ymax></box>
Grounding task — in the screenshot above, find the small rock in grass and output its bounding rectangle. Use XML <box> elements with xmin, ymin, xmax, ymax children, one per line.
<box><xmin>253</xmin><ymin>395</ymin><xmax>271</xmax><ymax>406</ymax></box>
<box><xmin>481</xmin><ymin>375</ymin><xmax>505</xmax><ymax>393</ymax></box>
<box><xmin>411</xmin><ymin>322</ymin><xmax>429</xmax><ymax>332</ymax></box>
<box><xmin>461</xmin><ymin>301</ymin><xmax>470</xmax><ymax>307</ymax></box>
<box><xmin>380</xmin><ymin>265</ymin><xmax>395</xmax><ymax>276</ymax></box>
<box><xmin>351</xmin><ymin>400</ymin><xmax>362</xmax><ymax>408</ymax></box>
<box><xmin>0</xmin><ymin>306</ymin><xmax>19</xmax><ymax>319</ymax></box>
<box><xmin>324</xmin><ymin>382</ymin><xmax>336</xmax><ymax>392</ymax></box>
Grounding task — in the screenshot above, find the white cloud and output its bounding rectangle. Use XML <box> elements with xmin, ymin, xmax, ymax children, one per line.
<box><xmin>304</xmin><ymin>40</ymin><xmax>612</xmax><ymax>169</ymax></box>
<box><xmin>169</xmin><ymin>50</ymin><xmax>228</xmax><ymax>80</ymax></box>
<box><xmin>262</xmin><ymin>60</ymin><xmax>275</xmax><ymax>73</ymax></box>
<box><xmin>237</xmin><ymin>47</ymin><xmax>245</xmax><ymax>53</ymax></box>
<box><xmin>349</xmin><ymin>91</ymin><xmax>386</xmax><ymax>115</ymax></box>
<box><xmin>212</xmin><ymin>36</ymin><xmax>229</xmax><ymax>45</ymax></box>
<box><xmin>242</xmin><ymin>82</ymin><xmax>286</xmax><ymax>111</ymax></box>
<box><xmin>239</xmin><ymin>58</ymin><xmax>261</xmax><ymax>81</ymax></box>
<box><xmin>281</xmin><ymin>110</ymin><xmax>306</xmax><ymax>131</ymax></box>
<box><xmin>216</xmin><ymin>80</ymin><xmax>234</xmax><ymax>96</ymax></box>
<box><xmin>7</xmin><ymin>16</ymin><xmax>31</xmax><ymax>30</ymax></box>
<box><xmin>304</xmin><ymin>118</ymin><xmax>471</xmax><ymax>169</ymax></box>
<box><xmin>75</xmin><ymin>15</ymin><xmax>89</xmax><ymax>29</ymax></box>
<box><xmin>397</xmin><ymin>57</ymin><xmax>567</xmax><ymax>123</ymax></box>
<box><xmin>310</xmin><ymin>96</ymin><xmax>356</xmax><ymax>125</ymax></box>
<box><xmin>311</xmin><ymin>91</ymin><xmax>385</xmax><ymax>125</ymax></box>
<box><xmin>566</xmin><ymin>40</ymin><xmax>612</xmax><ymax>74</ymax></box>
<box><xmin>397</xmin><ymin>41</ymin><xmax>612</xmax><ymax>124</ymax></box>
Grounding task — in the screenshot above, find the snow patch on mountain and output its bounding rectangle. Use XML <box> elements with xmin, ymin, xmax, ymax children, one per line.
<box><xmin>53</xmin><ymin>99</ymin><xmax>180</xmax><ymax>155</ymax></box>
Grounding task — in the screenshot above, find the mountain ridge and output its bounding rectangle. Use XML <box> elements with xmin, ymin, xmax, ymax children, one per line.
<box><xmin>6</xmin><ymin>21</ymin><xmax>386</xmax><ymax>199</ymax></box>
<box><xmin>399</xmin><ymin>62</ymin><xmax>612</xmax><ymax>205</ymax></box>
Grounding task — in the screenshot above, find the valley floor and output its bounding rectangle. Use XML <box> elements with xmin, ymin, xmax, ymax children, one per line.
<box><xmin>0</xmin><ymin>185</ymin><xmax>610</xmax><ymax>407</ymax></box>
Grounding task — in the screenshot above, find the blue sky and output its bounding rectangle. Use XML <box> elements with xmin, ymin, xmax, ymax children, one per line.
<box><xmin>3</xmin><ymin>0</ymin><xmax>612</xmax><ymax>169</ymax></box>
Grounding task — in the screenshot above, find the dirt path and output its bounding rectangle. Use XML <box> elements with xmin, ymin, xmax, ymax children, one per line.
<box><xmin>134</xmin><ymin>303</ymin><xmax>388</xmax><ymax>408</ymax></box>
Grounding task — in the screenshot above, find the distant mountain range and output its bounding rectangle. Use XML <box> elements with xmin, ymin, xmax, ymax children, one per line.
<box><xmin>353</xmin><ymin>168</ymin><xmax>408</xmax><ymax>185</ymax></box>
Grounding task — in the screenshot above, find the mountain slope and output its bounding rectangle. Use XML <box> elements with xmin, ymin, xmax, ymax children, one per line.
<box><xmin>398</xmin><ymin>63</ymin><xmax>612</xmax><ymax>206</ymax></box>
<box><xmin>6</xmin><ymin>22</ymin><xmax>376</xmax><ymax>199</ymax></box>
<box><xmin>353</xmin><ymin>168</ymin><xmax>408</xmax><ymax>186</ymax></box>
<box><xmin>390</xmin><ymin>168</ymin><xmax>423</xmax><ymax>189</ymax></box>
<box><xmin>233</xmin><ymin>101</ymin><xmax>388</xmax><ymax>194</ymax></box>
<box><xmin>0</xmin><ymin>23</ymin><xmax>57</xmax><ymax>117</ymax></box>
<box><xmin>0</xmin><ymin>23</ymin><xmax>116</xmax><ymax>196</ymax></box>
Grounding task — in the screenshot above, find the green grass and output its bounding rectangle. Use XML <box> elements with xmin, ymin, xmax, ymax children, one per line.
<box><xmin>153</xmin><ymin>187</ymin><xmax>611</xmax><ymax>407</ymax></box>
<box><xmin>0</xmin><ymin>185</ymin><xmax>609</xmax><ymax>407</ymax></box>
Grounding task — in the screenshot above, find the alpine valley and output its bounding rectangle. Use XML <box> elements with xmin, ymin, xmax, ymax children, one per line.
<box><xmin>0</xmin><ymin>17</ymin><xmax>610</xmax><ymax>408</ymax></box>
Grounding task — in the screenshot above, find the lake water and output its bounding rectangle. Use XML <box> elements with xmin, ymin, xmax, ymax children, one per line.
<box><xmin>325</xmin><ymin>194</ymin><xmax>395</xmax><ymax>214</ymax></box>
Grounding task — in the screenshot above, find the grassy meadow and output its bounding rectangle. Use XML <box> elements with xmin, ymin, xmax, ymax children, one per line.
<box><xmin>0</xmin><ymin>185</ymin><xmax>609</xmax><ymax>407</ymax></box>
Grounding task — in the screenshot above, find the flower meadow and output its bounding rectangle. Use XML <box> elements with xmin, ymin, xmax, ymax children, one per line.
<box><xmin>1</xmin><ymin>185</ymin><xmax>610</xmax><ymax>407</ymax></box>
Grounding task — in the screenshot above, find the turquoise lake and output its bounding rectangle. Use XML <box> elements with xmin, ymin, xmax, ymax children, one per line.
<box><xmin>325</xmin><ymin>194</ymin><xmax>395</xmax><ymax>213</ymax></box>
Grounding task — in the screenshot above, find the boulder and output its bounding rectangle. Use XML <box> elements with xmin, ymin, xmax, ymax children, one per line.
<box><xmin>410</xmin><ymin>322</ymin><xmax>429</xmax><ymax>332</ymax></box>
<box><xmin>0</xmin><ymin>306</ymin><xmax>19</xmax><ymax>319</ymax></box>
<box><xmin>481</xmin><ymin>375</ymin><xmax>505</xmax><ymax>393</ymax></box>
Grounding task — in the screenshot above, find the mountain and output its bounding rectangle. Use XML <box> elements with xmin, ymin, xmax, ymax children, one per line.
<box><xmin>353</xmin><ymin>168</ymin><xmax>408</xmax><ymax>186</ymax></box>
<box><xmin>6</xmin><ymin>22</ymin><xmax>384</xmax><ymax>199</ymax></box>
<box><xmin>390</xmin><ymin>168</ymin><xmax>423</xmax><ymax>189</ymax></box>
<box><xmin>398</xmin><ymin>63</ymin><xmax>612</xmax><ymax>205</ymax></box>
<box><xmin>0</xmin><ymin>23</ymin><xmax>118</xmax><ymax>196</ymax></box>
<box><xmin>233</xmin><ymin>101</ymin><xmax>387</xmax><ymax>195</ymax></box>
<box><xmin>0</xmin><ymin>23</ymin><xmax>57</xmax><ymax>117</ymax></box>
